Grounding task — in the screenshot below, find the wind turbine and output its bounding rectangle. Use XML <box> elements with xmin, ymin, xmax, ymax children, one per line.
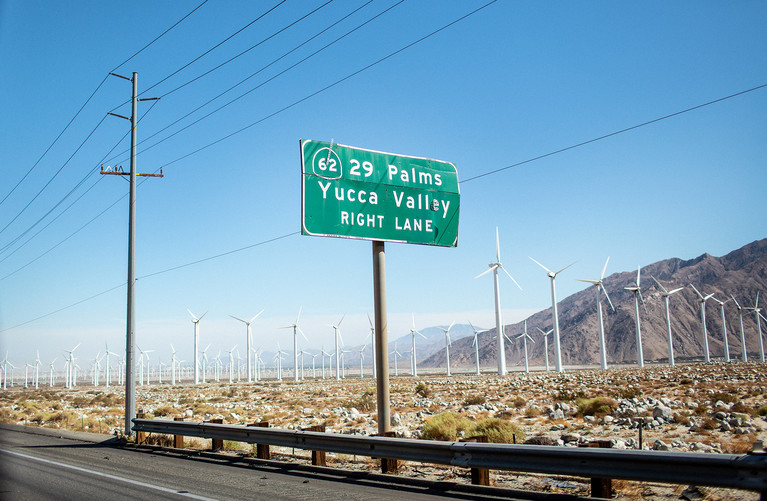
<box><xmin>280</xmin><ymin>308</ymin><xmax>308</xmax><ymax>382</ymax></box>
<box><xmin>537</xmin><ymin>327</ymin><xmax>553</xmax><ymax>371</ymax></box>
<box><xmin>652</xmin><ymin>277</ymin><xmax>684</xmax><ymax>366</ymax></box>
<box><xmin>516</xmin><ymin>320</ymin><xmax>535</xmax><ymax>373</ymax></box>
<box><xmin>624</xmin><ymin>266</ymin><xmax>646</xmax><ymax>368</ymax></box>
<box><xmin>366</xmin><ymin>313</ymin><xmax>377</xmax><ymax>378</ymax></box>
<box><xmin>137</xmin><ymin>346</ymin><xmax>153</xmax><ymax>386</ymax></box>
<box><xmin>200</xmin><ymin>344</ymin><xmax>211</xmax><ymax>383</ymax></box>
<box><xmin>529</xmin><ymin>258</ymin><xmax>574</xmax><ymax>372</ymax></box>
<box><xmin>48</xmin><ymin>358</ymin><xmax>57</xmax><ymax>387</ymax></box>
<box><xmin>468</xmin><ymin>321</ymin><xmax>487</xmax><ymax>375</ymax></box>
<box><xmin>104</xmin><ymin>342</ymin><xmax>119</xmax><ymax>387</ymax></box>
<box><xmin>33</xmin><ymin>351</ymin><xmax>41</xmax><ymax>389</ymax></box>
<box><xmin>689</xmin><ymin>284</ymin><xmax>715</xmax><ymax>363</ymax></box>
<box><xmin>439</xmin><ymin>321</ymin><xmax>456</xmax><ymax>376</ymax></box>
<box><xmin>188</xmin><ymin>310</ymin><xmax>207</xmax><ymax>384</ymax></box>
<box><xmin>474</xmin><ymin>227</ymin><xmax>522</xmax><ymax>375</ymax></box>
<box><xmin>408</xmin><ymin>314</ymin><xmax>426</xmax><ymax>376</ymax></box>
<box><xmin>230</xmin><ymin>310</ymin><xmax>263</xmax><ymax>382</ymax></box>
<box><xmin>357</xmin><ymin>345</ymin><xmax>367</xmax><ymax>378</ymax></box>
<box><xmin>92</xmin><ymin>352</ymin><xmax>103</xmax><ymax>386</ymax></box>
<box><xmin>747</xmin><ymin>292</ymin><xmax>765</xmax><ymax>362</ymax></box>
<box><xmin>577</xmin><ymin>257</ymin><xmax>614</xmax><ymax>370</ymax></box>
<box><xmin>170</xmin><ymin>344</ymin><xmax>178</xmax><ymax>384</ymax></box>
<box><xmin>310</xmin><ymin>352</ymin><xmax>319</xmax><ymax>379</ymax></box>
<box><xmin>710</xmin><ymin>296</ymin><xmax>731</xmax><ymax>362</ymax></box>
<box><xmin>226</xmin><ymin>345</ymin><xmax>237</xmax><ymax>383</ymax></box>
<box><xmin>329</xmin><ymin>315</ymin><xmax>345</xmax><ymax>380</ymax></box>
<box><xmin>62</xmin><ymin>343</ymin><xmax>80</xmax><ymax>389</ymax></box>
<box><xmin>731</xmin><ymin>296</ymin><xmax>747</xmax><ymax>362</ymax></box>
<box><xmin>390</xmin><ymin>343</ymin><xmax>402</xmax><ymax>377</ymax></box>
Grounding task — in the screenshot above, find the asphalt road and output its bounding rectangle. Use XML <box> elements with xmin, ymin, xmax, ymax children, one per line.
<box><xmin>0</xmin><ymin>424</ymin><xmax>536</xmax><ymax>500</ymax></box>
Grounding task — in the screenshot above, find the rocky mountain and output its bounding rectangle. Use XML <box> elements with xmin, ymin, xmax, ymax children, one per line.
<box><xmin>422</xmin><ymin>239</ymin><xmax>767</xmax><ymax>368</ymax></box>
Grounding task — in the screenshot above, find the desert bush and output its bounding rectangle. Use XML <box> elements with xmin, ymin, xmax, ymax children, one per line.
<box><xmin>144</xmin><ymin>434</ymin><xmax>173</xmax><ymax>447</ymax></box>
<box><xmin>467</xmin><ymin>417</ymin><xmax>525</xmax><ymax>443</ymax></box>
<box><xmin>223</xmin><ymin>440</ymin><xmax>244</xmax><ymax>450</ymax></box>
<box><xmin>679</xmin><ymin>378</ymin><xmax>693</xmax><ymax>385</ymax></box>
<box><xmin>524</xmin><ymin>407</ymin><xmax>541</xmax><ymax>418</ymax></box>
<box><xmin>512</xmin><ymin>396</ymin><xmax>526</xmax><ymax>408</ymax></box>
<box><xmin>347</xmin><ymin>389</ymin><xmax>376</xmax><ymax>412</ymax></box>
<box><xmin>693</xmin><ymin>404</ymin><xmax>710</xmax><ymax>416</ymax></box>
<box><xmin>422</xmin><ymin>412</ymin><xmax>471</xmax><ymax>441</ymax></box>
<box><xmin>711</xmin><ymin>392</ymin><xmax>737</xmax><ymax>404</ymax></box>
<box><xmin>577</xmin><ymin>396</ymin><xmax>617</xmax><ymax>416</ymax></box>
<box><xmin>616</xmin><ymin>386</ymin><xmax>641</xmax><ymax>400</ymax></box>
<box><xmin>701</xmin><ymin>418</ymin><xmax>719</xmax><ymax>430</ymax></box>
<box><xmin>757</xmin><ymin>405</ymin><xmax>767</xmax><ymax>417</ymax></box>
<box><xmin>463</xmin><ymin>393</ymin><xmax>485</xmax><ymax>406</ymax></box>
<box><xmin>414</xmin><ymin>382</ymin><xmax>431</xmax><ymax>398</ymax></box>
<box><xmin>153</xmin><ymin>405</ymin><xmax>176</xmax><ymax>417</ymax></box>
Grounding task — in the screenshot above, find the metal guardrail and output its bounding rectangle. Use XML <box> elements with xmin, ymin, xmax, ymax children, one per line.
<box><xmin>133</xmin><ymin>418</ymin><xmax>767</xmax><ymax>495</ymax></box>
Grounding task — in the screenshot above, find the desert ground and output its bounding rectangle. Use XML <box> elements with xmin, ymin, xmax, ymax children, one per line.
<box><xmin>2</xmin><ymin>362</ymin><xmax>766</xmax><ymax>499</ymax></box>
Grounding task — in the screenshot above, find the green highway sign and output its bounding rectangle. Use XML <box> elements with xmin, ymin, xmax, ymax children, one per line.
<box><xmin>301</xmin><ymin>139</ymin><xmax>460</xmax><ymax>247</ymax></box>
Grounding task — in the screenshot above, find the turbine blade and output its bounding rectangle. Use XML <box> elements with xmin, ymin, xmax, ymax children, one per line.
<box><xmin>230</xmin><ymin>315</ymin><xmax>247</xmax><ymax>323</ymax></box>
<box><xmin>296</xmin><ymin>306</ymin><xmax>302</xmax><ymax>324</ymax></box>
<box><xmin>529</xmin><ymin>256</ymin><xmax>552</xmax><ymax>274</ymax></box>
<box><xmin>668</xmin><ymin>287</ymin><xmax>684</xmax><ymax>295</ymax></box>
<box><xmin>636</xmin><ymin>266</ymin><xmax>641</xmax><ymax>287</ymax></box>
<box><xmin>600</xmin><ymin>257</ymin><xmax>610</xmax><ymax>280</ymax></box>
<box><xmin>187</xmin><ymin>309</ymin><xmax>197</xmax><ymax>320</ymax></box>
<box><xmin>602</xmin><ymin>285</ymin><xmax>616</xmax><ymax>312</ymax></box>
<box><xmin>250</xmin><ymin>310</ymin><xmax>264</xmax><ymax>323</ymax></box>
<box><xmin>198</xmin><ymin>311</ymin><xmax>208</xmax><ymax>321</ymax></box>
<box><xmin>367</xmin><ymin>312</ymin><xmax>373</xmax><ymax>328</ymax></box>
<box><xmin>337</xmin><ymin>314</ymin><xmax>345</xmax><ymax>327</ymax></box>
<box><xmin>577</xmin><ymin>279</ymin><xmax>599</xmax><ymax>285</ymax></box>
<box><xmin>500</xmin><ymin>265</ymin><xmax>523</xmax><ymax>290</ymax></box>
<box><xmin>555</xmin><ymin>261</ymin><xmax>577</xmax><ymax>276</ymax></box>
<box><xmin>651</xmin><ymin>276</ymin><xmax>668</xmax><ymax>294</ymax></box>
<box><xmin>495</xmin><ymin>226</ymin><xmax>501</xmax><ymax>262</ymax></box>
<box><xmin>474</xmin><ymin>266</ymin><xmax>496</xmax><ymax>279</ymax></box>
<box><xmin>298</xmin><ymin>326</ymin><xmax>309</xmax><ymax>343</ymax></box>
<box><xmin>689</xmin><ymin>283</ymin><xmax>703</xmax><ymax>299</ymax></box>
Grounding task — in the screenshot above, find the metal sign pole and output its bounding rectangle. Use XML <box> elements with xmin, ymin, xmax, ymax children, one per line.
<box><xmin>372</xmin><ymin>240</ymin><xmax>390</xmax><ymax>434</ymax></box>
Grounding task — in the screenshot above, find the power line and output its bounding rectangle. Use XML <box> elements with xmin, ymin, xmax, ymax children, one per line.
<box><xmin>460</xmin><ymin>82</ymin><xmax>767</xmax><ymax>184</ymax></box>
<box><xmin>131</xmin><ymin>0</ymin><xmax>401</xmax><ymax>162</ymax></box>
<box><xmin>162</xmin><ymin>0</ymin><xmax>497</xmax><ymax>168</ymax></box>
<box><xmin>0</xmin><ymin>0</ymin><xmax>209</xmax><ymax>210</ymax></box>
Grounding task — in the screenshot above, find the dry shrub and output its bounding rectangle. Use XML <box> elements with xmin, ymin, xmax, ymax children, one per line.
<box><xmin>524</xmin><ymin>407</ymin><xmax>541</xmax><ymax>418</ymax></box>
<box><xmin>617</xmin><ymin>386</ymin><xmax>641</xmax><ymax>400</ymax></box>
<box><xmin>463</xmin><ymin>393</ymin><xmax>485</xmax><ymax>406</ymax></box>
<box><xmin>468</xmin><ymin>417</ymin><xmax>525</xmax><ymax>443</ymax></box>
<box><xmin>414</xmin><ymin>382</ymin><xmax>431</xmax><ymax>398</ymax></box>
<box><xmin>701</xmin><ymin>418</ymin><xmax>719</xmax><ymax>430</ymax></box>
<box><xmin>757</xmin><ymin>405</ymin><xmax>767</xmax><ymax>417</ymax></box>
<box><xmin>153</xmin><ymin>405</ymin><xmax>176</xmax><ymax>417</ymax></box>
<box><xmin>512</xmin><ymin>396</ymin><xmax>526</xmax><ymax>408</ymax></box>
<box><xmin>144</xmin><ymin>434</ymin><xmax>173</xmax><ymax>447</ymax></box>
<box><xmin>577</xmin><ymin>396</ymin><xmax>617</xmax><ymax>416</ymax></box>
<box><xmin>422</xmin><ymin>412</ymin><xmax>471</xmax><ymax>441</ymax></box>
<box><xmin>710</xmin><ymin>392</ymin><xmax>737</xmax><ymax>404</ymax></box>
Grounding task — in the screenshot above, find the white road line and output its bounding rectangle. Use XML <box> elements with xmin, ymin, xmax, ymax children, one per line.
<box><xmin>0</xmin><ymin>448</ymin><xmax>220</xmax><ymax>501</ymax></box>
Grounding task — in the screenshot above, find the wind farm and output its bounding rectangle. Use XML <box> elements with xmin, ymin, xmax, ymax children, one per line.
<box><xmin>0</xmin><ymin>2</ymin><xmax>765</xmax><ymax>497</ymax></box>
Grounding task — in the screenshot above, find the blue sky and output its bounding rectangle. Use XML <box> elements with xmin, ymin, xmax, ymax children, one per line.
<box><xmin>1</xmin><ymin>1</ymin><xmax>765</xmax><ymax>368</ymax></box>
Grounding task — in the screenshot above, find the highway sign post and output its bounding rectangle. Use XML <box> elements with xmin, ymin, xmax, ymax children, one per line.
<box><xmin>301</xmin><ymin>139</ymin><xmax>460</xmax><ymax>247</ymax></box>
<box><xmin>300</xmin><ymin>139</ymin><xmax>460</xmax><ymax>450</ymax></box>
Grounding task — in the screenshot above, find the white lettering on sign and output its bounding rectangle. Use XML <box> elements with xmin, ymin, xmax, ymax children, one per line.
<box><xmin>318</xmin><ymin>181</ymin><xmax>378</xmax><ymax>205</ymax></box>
<box><xmin>392</xmin><ymin>191</ymin><xmax>450</xmax><ymax>218</ymax></box>
<box><xmin>387</xmin><ymin>164</ymin><xmax>442</xmax><ymax>187</ymax></box>
<box><xmin>341</xmin><ymin>211</ymin><xmax>384</xmax><ymax>228</ymax></box>
<box><xmin>395</xmin><ymin>217</ymin><xmax>433</xmax><ymax>232</ymax></box>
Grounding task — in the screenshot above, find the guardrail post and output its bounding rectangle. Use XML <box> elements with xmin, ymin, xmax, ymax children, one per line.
<box><xmin>135</xmin><ymin>412</ymin><xmax>146</xmax><ymax>445</ymax></box>
<box><xmin>173</xmin><ymin>417</ymin><xmax>184</xmax><ymax>448</ymax></box>
<box><xmin>248</xmin><ymin>421</ymin><xmax>271</xmax><ymax>459</ymax></box>
<box><xmin>580</xmin><ymin>440</ymin><xmax>613</xmax><ymax>498</ymax></box>
<box><xmin>303</xmin><ymin>425</ymin><xmax>327</xmax><ymax>466</ymax></box>
<box><xmin>207</xmin><ymin>418</ymin><xmax>224</xmax><ymax>451</ymax></box>
<box><xmin>460</xmin><ymin>436</ymin><xmax>490</xmax><ymax>485</ymax></box>
<box><xmin>377</xmin><ymin>431</ymin><xmax>398</xmax><ymax>474</ymax></box>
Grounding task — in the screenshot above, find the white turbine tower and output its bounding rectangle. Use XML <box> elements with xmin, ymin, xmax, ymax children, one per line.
<box><xmin>624</xmin><ymin>266</ymin><xmax>646</xmax><ymax>368</ymax></box>
<box><xmin>170</xmin><ymin>344</ymin><xmax>178</xmax><ymax>384</ymax></box>
<box><xmin>408</xmin><ymin>314</ymin><xmax>426</xmax><ymax>376</ymax></box>
<box><xmin>364</xmin><ymin>313</ymin><xmax>377</xmax><ymax>378</ymax></box>
<box><xmin>731</xmin><ymin>296</ymin><xmax>748</xmax><ymax>362</ymax></box>
<box><xmin>329</xmin><ymin>315</ymin><xmax>345</xmax><ymax>380</ymax></box>
<box><xmin>358</xmin><ymin>345</ymin><xmax>367</xmax><ymax>378</ymax></box>
<box><xmin>577</xmin><ymin>257</ymin><xmax>614</xmax><ymax>370</ymax></box>
<box><xmin>439</xmin><ymin>321</ymin><xmax>456</xmax><ymax>376</ymax></box>
<box><xmin>280</xmin><ymin>307</ymin><xmax>308</xmax><ymax>382</ymax></box>
<box><xmin>200</xmin><ymin>344</ymin><xmax>211</xmax><ymax>383</ymax></box>
<box><xmin>536</xmin><ymin>327</ymin><xmax>553</xmax><ymax>371</ymax></box>
<box><xmin>516</xmin><ymin>320</ymin><xmax>535</xmax><ymax>373</ymax></box>
<box><xmin>390</xmin><ymin>343</ymin><xmax>402</xmax><ymax>377</ymax></box>
<box><xmin>710</xmin><ymin>296</ymin><xmax>731</xmax><ymax>362</ymax></box>
<box><xmin>104</xmin><ymin>342</ymin><xmax>119</xmax><ymax>388</ymax></box>
<box><xmin>48</xmin><ymin>358</ymin><xmax>57</xmax><ymax>387</ymax></box>
<box><xmin>652</xmin><ymin>277</ymin><xmax>684</xmax><ymax>366</ymax></box>
<box><xmin>746</xmin><ymin>292</ymin><xmax>765</xmax><ymax>362</ymax></box>
<box><xmin>62</xmin><ymin>343</ymin><xmax>80</xmax><ymax>389</ymax></box>
<box><xmin>474</xmin><ymin>227</ymin><xmax>522</xmax><ymax>375</ymax></box>
<box><xmin>529</xmin><ymin>258</ymin><xmax>573</xmax><ymax>372</ymax></box>
<box><xmin>468</xmin><ymin>321</ymin><xmax>487</xmax><ymax>375</ymax></box>
<box><xmin>226</xmin><ymin>345</ymin><xmax>237</xmax><ymax>383</ymax></box>
<box><xmin>188</xmin><ymin>310</ymin><xmax>207</xmax><ymax>384</ymax></box>
<box><xmin>689</xmin><ymin>284</ymin><xmax>715</xmax><ymax>363</ymax></box>
<box><xmin>230</xmin><ymin>310</ymin><xmax>263</xmax><ymax>383</ymax></box>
